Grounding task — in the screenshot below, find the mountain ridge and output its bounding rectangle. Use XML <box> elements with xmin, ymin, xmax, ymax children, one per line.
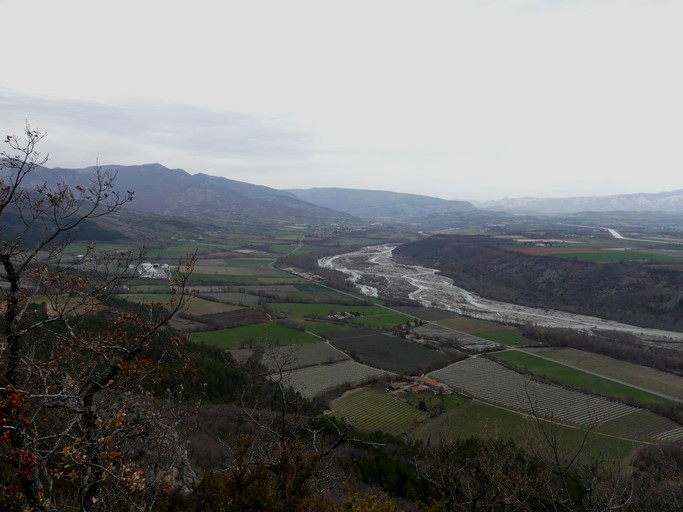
<box><xmin>286</xmin><ymin>187</ymin><xmax>477</xmax><ymax>221</ymax></box>
<box><xmin>27</xmin><ymin>163</ymin><xmax>351</xmax><ymax>224</ymax></box>
<box><xmin>475</xmin><ymin>189</ymin><xmax>683</xmax><ymax>215</ymax></box>
<box><xmin>24</xmin><ymin>163</ymin><xmax>683</xmax><ymax>220</ymax></box>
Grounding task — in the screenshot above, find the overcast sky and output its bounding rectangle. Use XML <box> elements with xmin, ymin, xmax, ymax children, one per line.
<box><xmin>1</xmin><ymin>0</ymin><xmax>681</xmax><ymax>201</ymax></box>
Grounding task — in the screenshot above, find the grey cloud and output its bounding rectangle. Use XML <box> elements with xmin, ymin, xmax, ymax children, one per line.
<box><xmin>0</xmin><ymin>90</ymin><xmax>314</xmax><ymax>163</ymax></box>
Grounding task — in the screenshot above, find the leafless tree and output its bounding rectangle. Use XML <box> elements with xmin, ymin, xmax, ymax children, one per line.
<box><xmin>0</xmin><ymin>125</ymin><xmax>195</xmax><ymax>511</ymax></box>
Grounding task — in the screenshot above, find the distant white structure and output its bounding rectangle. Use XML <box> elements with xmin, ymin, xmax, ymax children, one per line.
<box><xmin>131</xmin><ymin>262</ymin><xmax>171</xmax><ymax>280</ymax></box>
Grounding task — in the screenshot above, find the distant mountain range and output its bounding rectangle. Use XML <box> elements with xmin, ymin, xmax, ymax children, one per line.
<box><xmin>24</xmin><ymin>165</ymin><xmax>480</xmax><ymax>223</ymax></box>
<box><xmin>475</xmin><ymin>189</ymin><xmax>683</xmax><ymax>215</ymax></box>
<box><xmin>22</xmin><ymin>164</ymin><xmax>683</xmax><ymax>224</ymax></box>
<box><xmin>286</xmin><ymin>187</ymin><xmax>476</xmax><ymax>220</ymax></box>
<box><xmin>26</xmin><ymin>164</ymin><xmax>352</xmax><ymax>224</ymax></box>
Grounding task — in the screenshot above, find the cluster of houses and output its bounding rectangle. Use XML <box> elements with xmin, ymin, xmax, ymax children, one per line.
<box><xmin>390</xmin><ymin>375</ymin><xmax>447</xmax><ymax>395</ymax></box>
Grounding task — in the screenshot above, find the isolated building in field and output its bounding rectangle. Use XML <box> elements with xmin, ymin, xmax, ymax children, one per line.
<box><xmin>416</xmin><ymin>376</ymin><xmax>446</xmax><ymax>393</ymax></box>
<box><xmin>132</xmin><ymin>262</ymin><xmax>171</xmax><ymax>280</ymax></box>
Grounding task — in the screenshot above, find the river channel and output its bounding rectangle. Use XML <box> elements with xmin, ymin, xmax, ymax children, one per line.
<box><xmin>319</xmin><ymin>245</ymin><xmax>683</xmax><ymax>345</ymax></box>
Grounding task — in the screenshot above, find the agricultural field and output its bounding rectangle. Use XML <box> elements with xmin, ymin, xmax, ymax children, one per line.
<box><xmin>598</xmin><ymin>409</ymin><xmax>683</xmax><ymax>442</ymax></box>
<box><xmin>63</xmin><ymin>242</ymin><xmax>140</xmax><ymax>257</ymax></box>
<box><xmin>225</xmin><ymin>258</ymin><xmax>276</xmax><ymax>266</ymax></box>
<box><xmin>270</xmin><ymin>303</ymin><xmax>381</xmax><ymax>317</ymax></box>
<box><xmin>268</xmin><ymin>243</ymin><xmax>300</xmax><ymax>254</ymax></box>
<box><xmin>79</xmin><ymin>221</ymin><xmax>683</xmax><ymax>473</ymax></box>
<box><xmin>430</xmin><ymin>355</ymin><xmax>683</xmax><ymax>444</ymax></box>
<box><xmin>186</xmin><ymin>272</ymin><xmax>302</xmax><ymax>284</ymax></box>
<box><xmin>277</xmin><ymin>283</ymin><xmax>359</xmax><ymax>304</ymax></box>
<box><xmin>194</xmin><ymin>291</ymin><xmax>262</xmax><ymax>307</ymax></box>
<box><xmin>260</xmin><ymin>342</ymin><xmax>349</xmax><ymax>372</ymax></box>
<box><xmin>350</xmin><ymin>312</ymin><xmax>414</xmax><ymax>328</ymax></box>
<box><xmin>119</xmin><ymin>294</ymin><xmax>244</xmax><ymax>316</ymax></box>
<box><xmin>412</xmin><ymin>323</ymin><xmax>501</xmax><ymax>353</ymax></box>
<box><xmin>126</xmin><ymin>284</ymin><xmax>174</xmax><ymax>293</ymax></box>
<box><xmin>291</xmin><ymin>321</ymin><xmax>356</xmax><ymax>335</ymax></box>
<box><xmin>510</xmin><ymin>245</ymin><xmax>612</xmax><ymax>256</ymax></box>
<box><xmin>405</xmin><ymin>392</ymin><xmax>466</xmax><ymax>414</ymax></box>
<box><xmin>329</xmin><ymin>331</ymin><xmax>459</xmax><ymax>375</ymax></box>
<box><xmin>430</xmin><ymin>358</ymin><xmax>639</xmax><ymax>427</ymax></box>
<box><xmin>187</xmin><ymin>255</ymin><xmax>307</xmax><ymax>285</ymax></box>
<box><xmin>490</xmin><ymin>350</ymin><xmax>673</xmax><ymax>407</ymax></box>
<box><xmin>525</xmin><ymin>347</ymin><xmax>683</xmax><ymax>401</ymax></box>
<box><xmin>270</xmin><ymin>303</ymin><xmax>411</xmax><ymax>328</ymax></box>
<box><xmin>413</xmin><ymin>399</ymin><xmax>534</xmax><ymax>443</ymax></box>
<box><xmin>551</xmin><ymin>250</ymin><xmax>683</xmax><ymax>264</ymax></box>
<box><xmin>510</xmin><ymin>242</ymin><xmax>683</xmax><ymax>268</ymax></box>
<box><xmin>192</xmin><ymin>264</ymin><xmax>273</xmax><ymax>277</ymax></box>
<box><xmin>205</xmin><ymin>284</ymin><xmax>352</xmax><ymax>305</ymax></box>
<box><xmin>392</xmin><ymin>306</ymin><xmax>461</xmax><ymax>322</ymax></box>
<box><xmin>277</xmin><ymin>360</ymin><xmax>390</xmax><ymax>398</ymax></box>
<box><xmin>471</xmin><ymin>329</ymin><xmax>528</xmax><ymax>347</ymax></box>
<box><xmin>412</xmin><ymin>400</ymin><xmax>646</xmax><ymax>468</ymax></box>
<box><xmin>30</xmin><ymin>295</ymin><xmax>100</xmax><ymax>317</ymax></box>
<box><xmin>190</xmin><ymin>322</ymin><xmax>318</xmax><ymax>348</ymax></box>
<box><xmin>330</xmin><ymin>389</ymin><xmax>428</xmax><ymax>436</ymax></box>
<box><xmin>148</xmin><ymin>243</ymin><xmax>232</xmax><ymax>259</ymax></box>
<box><xmin>435</xmin><ymin>316</ymin><xmax>510</xmax><ymax>333</ymax></box>
<box><xmin>431</xmin><ymin>316</ymin><xmax>529</xmax><ymax>347</ymax></box>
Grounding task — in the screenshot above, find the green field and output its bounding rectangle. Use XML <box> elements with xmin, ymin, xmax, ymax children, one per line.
<box><xmin>436</xmin><ymin>316</ymin><xmax>508</xmax><ymax>334</ymax></box>
<box><xmin>472</xmin><ymin>329</ymin><xmax>528</xmax><ymax>347</ymax></box>
<box><xmin>271</xmin><ymin>303</ymin><xmax>410</xmax><ymax>328</ymax></box>
<box><xmin>598</xmin><ymin>409</ymin><xmax>683</xmax><ymax>441</ymax></box>
<box><xmin>271</xmin><ymin>303</ymin><xmax>385</xmax><ymax>316</ymax></box>
<box><xmin>190</xmin><ymin>322</ymin><xmax>318</xmax><ymax>348</ymax></box>
<box><xmin>198</xmin><ymin>292</ymin><xmax>262</xmax><ymax>307</ymax></box>
<box><xmin>278</xmin><ymin>283</ymin><xmax>356</xmax><ymax>304</ymax></box>
<box><xmin>350</xmin><ymin>313</ymin><xmax>413</xmax><ymax>328</ymax></box>
<box><xmin>552</xmin><ymin>251</ymin><xmax>683</xmax><ymax>264</ymax></box>
<box><xmin>406</xmin><ymin>393</ymin><xmax>466</xmax><ymax>414</ymax></box>
<box><xmin>224</xmin><ymin>258</ymin><xmax>274</xmax><ymax>266</ymax></box>
<box><xmin>331</xmin><ymin>389</ymin><xmax>428</xmax><ymax>435</ymax></box>
<box><xmin>268</xmin><ymin>244</ymin><xmax>299</xmax><ymax>254</ymax></box>
<box><xmin>185</xmin><ymin>273</ymin><xmax>301</xmax><ymax>284</ymax></box>
<box><xmin>490</xmin><ymin>350</ymin><xmax>672</xmax><ymax>407</ymax></box>
<box><xmin>412</xmin><ymin>400</ymin><xmax>645</xmax><ymax>468</ymax></box>
<box><xmin>526</xmin><ymin>347</ymin><xmax>683</xmax><ymax>401</ymax></box>
<box><xmin>294</xmin><ymin>321</ymin><xmax>355</xmax><ymax>335</ymax></box>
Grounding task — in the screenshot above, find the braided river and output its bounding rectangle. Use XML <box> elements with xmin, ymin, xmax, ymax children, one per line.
<box><xmin>320</xmin><ymin>244</ymin><xmax>683</xmax><ymax>345</ymax></box>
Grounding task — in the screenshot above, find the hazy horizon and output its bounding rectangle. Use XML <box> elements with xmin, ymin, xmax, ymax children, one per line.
<box><xmin>2</xmin><ymin>0</ymin><xmax>681</xmax><ymax>202</ymax></box>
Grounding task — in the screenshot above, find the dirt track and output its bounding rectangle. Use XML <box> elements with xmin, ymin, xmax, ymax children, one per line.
<box><xmin>319</xmin><ymin>245</ymin><xmax>683</xmax><ymax>346</ymax></box>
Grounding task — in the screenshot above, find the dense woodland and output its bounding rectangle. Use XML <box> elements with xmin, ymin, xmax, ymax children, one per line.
<box><xmin>394</xmin><ymin>235</ymin><xmax>683</xmax><ymax>331</ymax></box>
